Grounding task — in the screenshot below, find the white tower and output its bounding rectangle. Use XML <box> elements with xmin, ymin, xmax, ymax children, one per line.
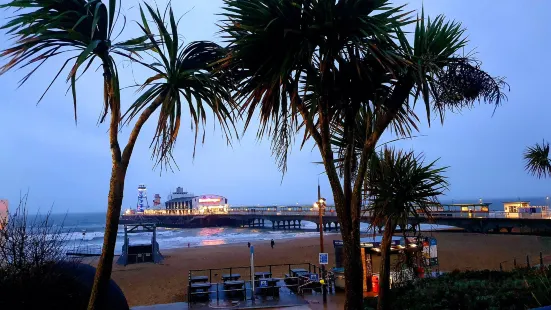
<box><xmin>137</xmin><ymin>184</ymin><xmax>150</xmax><ymax>212</ymax></box>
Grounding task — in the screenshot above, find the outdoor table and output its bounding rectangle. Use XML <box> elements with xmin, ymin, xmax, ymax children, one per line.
<box><xmin>257</xmin><ymin>278</ymin><xmax>281</xmax><ymax>297</ymax></box>
<box><xmin>221</xmin><ymin>274</ymin><xmax>241</xmax><ymax>282</ymax></box>
<box><xmin>290</xmin><ymin>268</ymin><xmax>308</xmax><ymax>276</ymax></box>
<box><xmin>189</xmin><ymin>282</ymin><xmax>211</xmax><ymax>302</ymax></box>
<box><xmin>223</xmin><ymin>280</ymin><xmax>245</xmax><ymax>295</ymax></box>
<box><xmin>254</xmin><ymin>271</ymin><xmax>272</xmax><ymax>280</ymax></box>
<box><xmin>189</xmin><ymin>275</ymin><xmax>209</xmax><ymax>283</ymax></box>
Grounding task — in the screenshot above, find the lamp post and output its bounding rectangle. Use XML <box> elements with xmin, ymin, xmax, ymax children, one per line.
<box><xmin>316</xmin><ymin>182</ymin><xmax>327</xmax><ymax>304</ymax></box>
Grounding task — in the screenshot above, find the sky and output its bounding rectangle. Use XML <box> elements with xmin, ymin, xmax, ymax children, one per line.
<box><xmin>0</xmin><ymin>0</ymin><xmax>550</xmax><ymax>213</ymax></box>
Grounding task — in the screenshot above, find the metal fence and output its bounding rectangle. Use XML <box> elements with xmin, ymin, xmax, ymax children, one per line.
<box><xmin>186</xmin><ymin>263</ymin><xmax>329</xmax><ymax>307</ymax></box>
<box><xmin>498</xmin><ymin>252</ymin><xmax>551</xmax><ymax>271</ymax></box>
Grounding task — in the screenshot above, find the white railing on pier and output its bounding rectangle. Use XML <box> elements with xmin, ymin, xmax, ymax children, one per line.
<box><xmin>124</xmin><ymin>209</ymin><xmax>551</xmax><ymax>220</ymax></box>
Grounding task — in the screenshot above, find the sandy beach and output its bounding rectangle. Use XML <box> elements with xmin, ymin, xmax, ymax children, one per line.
<box><xmin>93</xmin><ymin>232</ymin><xmax>551</xmax><ymax>307</ymax></box>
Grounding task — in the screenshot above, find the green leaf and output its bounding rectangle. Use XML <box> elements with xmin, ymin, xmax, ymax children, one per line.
<box><xmin>109</xmin><ymin>0</ymin><xmax>116</xmax><ymax>36</ymax></box>
<box><xmin>68</xmin><ymin>40</ymin><xmax>100</xmax><ymax>80</ymax></box>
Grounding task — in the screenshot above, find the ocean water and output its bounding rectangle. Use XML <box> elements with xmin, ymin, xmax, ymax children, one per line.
<box><xmin>37</xmin><ymin>213</ymin><xmax>451</xmax><ymax>254</ymax></box>
<box><xmin>35</xmin><ymin>196</ymin><xmax>548</xmax><ymax>253</ymax></box>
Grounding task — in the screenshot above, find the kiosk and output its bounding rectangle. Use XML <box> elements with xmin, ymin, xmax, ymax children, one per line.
<box><xmin>332</xmin><ymin>236</ymin><xmax>429</xmax><ymax>292</ymax></box>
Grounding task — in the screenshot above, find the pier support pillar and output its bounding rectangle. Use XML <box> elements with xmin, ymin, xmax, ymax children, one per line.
<box><xmin>298</xmin><ymin>220</ymin><xmax>302</xmax><ymax>229</ymax></box>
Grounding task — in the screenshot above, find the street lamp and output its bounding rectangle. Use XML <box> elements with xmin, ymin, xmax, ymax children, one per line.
<box><xmin>315</xmin><ymin>197</ymin><xmax>327</xmax><ymax>303</ymax></box>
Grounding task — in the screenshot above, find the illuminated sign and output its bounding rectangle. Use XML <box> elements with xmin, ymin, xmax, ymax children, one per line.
<box><xmin>199</xmin><ymin>198</ymin><xmax>221</xmax><ymax>203</ymax></box>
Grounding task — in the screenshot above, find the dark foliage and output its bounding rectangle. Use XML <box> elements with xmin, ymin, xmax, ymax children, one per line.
<box><xmin>524</xmin><ymin>140</ymin><xmax>551</xmax><ymax>179</ymax></box>
<box><xmin>365</xmin><ymin>147</ymin><xmax>448</xmax><ymax>226</ymax></box>
<box><xmin>432</xmin><ymin>59</ymin><xmax>509</xmax><ymax>121</ymax></box>
<box><xmin>365</xmin><ymin>269</ymin><xmax>551</xmax><ymax>310</ymax></box>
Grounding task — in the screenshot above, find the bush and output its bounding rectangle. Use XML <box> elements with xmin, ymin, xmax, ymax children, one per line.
<box><xmin>365</xmin><ymin>269</ymin><xmax>551</xmax><ymax>310</ymax></box>
<box><xmin>0</xmin><ymin>194</ymin><xmax>128</xmax><ymax>310</ymax></box>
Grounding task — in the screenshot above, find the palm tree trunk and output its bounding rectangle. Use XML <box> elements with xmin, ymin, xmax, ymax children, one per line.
<box><xmin>377</xmin><ymin>219</ymin><xmax>394</xmax><ymax>310</ymax></box>
<box><xmin>87</xmin><ymin>163</ymin><xmax>127</xmax><ymax>309</ymax></box>
<box><xmin>340</xmin><ymin>209</ymin><xmax>364</xmax><ymax>310</ymax></box>
<box><xmin>87</xmin><ymin>92</ymin><xmax>164</xmax><ymax>310</ymax></box>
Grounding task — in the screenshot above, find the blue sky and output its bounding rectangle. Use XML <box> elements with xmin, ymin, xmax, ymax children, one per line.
<box><xmin>0</xmin><ymin>0</ymin><xmax>550</xmax><ymax>213</ymax></box>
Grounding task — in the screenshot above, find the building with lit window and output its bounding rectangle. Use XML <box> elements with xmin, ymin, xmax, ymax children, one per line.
<box><xmin>164</xmin><ymin>188</ymin><xmax>228</xmax><ymax>214</ymax></box>
<box><xmin>196</xmin><ymin>195</ymin><xmax>229</xmax><ymax>214</ymax></box>
<box><xmin>165</xmin><ymin>187</ymin><xmax>196</xmax><ymax>215</ymax></box>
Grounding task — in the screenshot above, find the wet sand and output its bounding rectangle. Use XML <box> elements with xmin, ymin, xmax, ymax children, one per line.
<box><xmin>92</xmin><ymin>232</ymin><xmax>551</xmax><ymax>307</ymax></box>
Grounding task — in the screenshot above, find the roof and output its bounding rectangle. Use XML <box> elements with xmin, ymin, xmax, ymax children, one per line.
<box><xmin>165</xmin><ymin>196</ymin><xmax>196</xmax><ymax>203</ymax></box>
<box><xmin>503</xmin><ymin>201</ymin><xmax>530</xmax><ymax>204</ymax></box>
<box><xmin>441</xmin><ymin>203</ymin><xmax>492</xmax><ymax>207</ymax></box>
<box><xmin>334</xmin><ymin>236</ymin><xmax>402</xmax><ymax>248</ymax></box>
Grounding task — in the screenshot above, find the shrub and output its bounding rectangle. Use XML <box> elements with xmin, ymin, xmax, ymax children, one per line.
<box><xmin>0</xmin><ymin>194</ymin><xmax>128</xmax><ymax>310</ymax></box>
<box><xmin>365</xmin><ymin>268</ymin><xmax>551</xmax><ymax>310</ymax></box>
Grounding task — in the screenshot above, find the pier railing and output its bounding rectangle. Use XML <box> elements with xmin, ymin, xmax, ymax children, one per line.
<box><xmin>124</xmin><ymin>209</ymin><xmax>551</xmax><ymax>220</ymax></box>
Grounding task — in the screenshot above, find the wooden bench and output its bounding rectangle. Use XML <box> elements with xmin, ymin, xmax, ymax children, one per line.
<box><xmin>189</xmin><ymin>282</ymin><xmax>211</xmax><ymax>302</ymax></box>
<box><xmin>257</xmin><ymin>278</ymin><xmax>281</xmax><ymax>297</ymax></box>
<box><xmin>221</xmin><ymin>274</ymin><xmax>241</xmax><ymax>282</ymax></box>
<box><xmin>190</xmin><ymin>275</ymin><xmax>209</xmax><ymax>283</ymax></box>
<box><xmin>254</xmin><ymin>271</ymin><xmax>272</xmax><ymax>280</ymax></box>
<box><xmin>223</xmin><ymin>280</ymin><xmax>245</xmax><ymax>296</ymax></box>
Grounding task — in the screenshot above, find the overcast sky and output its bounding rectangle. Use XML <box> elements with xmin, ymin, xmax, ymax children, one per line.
<box><xmin>0</xmin><ymin>0</ymin><xmax>550</xmax><ymax>213</ymax></box>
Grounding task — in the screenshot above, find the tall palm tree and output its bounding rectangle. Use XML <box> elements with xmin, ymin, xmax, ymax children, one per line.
<box><xmin>524</xmin><ymin>141</ymin><xmax>551</xmax><ymax>178</ymax></box>
<box><xmin>0</xmin><ymin>1</ymin><xmax>235</xmax><ymax>309</ymax></box>
<box><xmin>219</xmin><ymin>1</ymin><xmax>506</xmax><ymax>308</ymax></box>
<box><xmin>365</xmin><ymin>147</ymin><xmax>448</xmax><ymax>310</ymax></box>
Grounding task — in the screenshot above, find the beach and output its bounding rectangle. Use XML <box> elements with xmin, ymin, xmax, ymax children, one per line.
<box><xmin>87</xmin><ymin>232</ymin><xmax>551</xmax><ymax>307</ymax></box>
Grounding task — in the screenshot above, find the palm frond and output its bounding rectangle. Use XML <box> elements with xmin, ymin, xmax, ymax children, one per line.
<box><xmin>524</xmin><ymin>141</ymin><xmax>551</xmax><ymax>179</ymax></box>
<box><xmin>124</xmin><ymin>3</ymin><xmax>237</xmax><ymax>170</ymax></box>
<box><xmin>365</xmin><ymin>147</ymin><xmax>449</xmax><ymax>227</ymax></box>
<box><xmin>401</xmin><ymin>8</ymin><xmax>509</xmax><ymax>124</ymax></box>
<box><xmin>0</xmin><ymin>0</ymin><xmax>153</xmax><ymax>123</ymax></box>
<box><xmin>220</xmin><ymin>0</ymin><xmax>413</xmax><ymax>173</ymax></box>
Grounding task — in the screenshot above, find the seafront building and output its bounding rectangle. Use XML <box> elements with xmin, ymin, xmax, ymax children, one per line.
<box><xmin>136</xmin><ymin>187</ymin><xmax>229</xmax><ymax>215</ymax></box>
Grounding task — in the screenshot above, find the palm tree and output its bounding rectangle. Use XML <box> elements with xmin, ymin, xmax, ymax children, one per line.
<box><xmin>524</xmin><ymin>141</ymin><xmax>551</xmax><ymax>178</ymax></box>
<box><xmin>219</xmin><ymin>1</ymin><xmax>506</xmax><ymax>308</ymax></box>
<box><xmin>365</xmin><ymin>147</ymin><xmax>448</xmax><ymax>310</ymax></box>
<box><xmin>0</xmin><ymin>1</ymin><xmax>235</xmax><ymax>309</ymax></box>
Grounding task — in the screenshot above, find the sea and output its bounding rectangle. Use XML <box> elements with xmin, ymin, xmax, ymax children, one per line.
<box><xmin>39</xmin><ymin>196</ymin><xmax>550</xmax><ymax>254</ymax></box>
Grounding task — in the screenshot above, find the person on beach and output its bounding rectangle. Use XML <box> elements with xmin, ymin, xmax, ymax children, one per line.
<box><xmin>247</xmin><ymin>242</ymin><xmax>251</xmax><ymax>248</ymax></box>
<box><xmin>270</xmin><ymin>239</ymin><xmax>275</xmax><ymax>249</ymax></box>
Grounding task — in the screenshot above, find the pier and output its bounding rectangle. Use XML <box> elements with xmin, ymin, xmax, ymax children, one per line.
<box><xmin>120</xmin><ymin>207</ymin><xmax>551</xmax><ymax>235</ymax></box>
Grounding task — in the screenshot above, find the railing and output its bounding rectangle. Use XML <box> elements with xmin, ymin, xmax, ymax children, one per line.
<box><xmin>187</xmin><ymin>263</ymin><xmax>330</xmax><ymax>307</ymax></box>
<box><xmin>228</xmin><ymin>210</ymin><xmax>338</xmax><ymax>217</ymax></box>
<box><xmin>499</xmin><ymin>251</ymin><xmax>551</xmax><ymax>271</ymax></box>
<box><xmin>124</xmin><ymin>209</ymin><xmax>551</xmax><ymax>220</ymax></box>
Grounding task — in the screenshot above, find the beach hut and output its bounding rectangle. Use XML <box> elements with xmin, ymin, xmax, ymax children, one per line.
<box><xmin>332</xmin><ymin>236</ymin><xmax>428</xmax><ymax>293</ymax></box>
